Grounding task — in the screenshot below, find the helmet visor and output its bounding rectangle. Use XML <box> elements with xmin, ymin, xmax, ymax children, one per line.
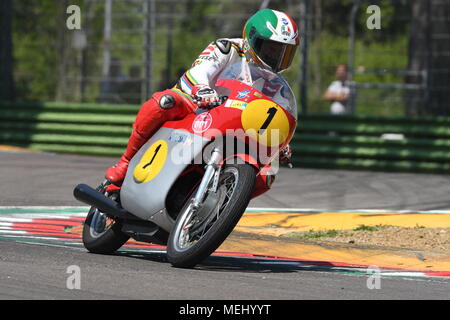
<box><xmin>253</xmin><ymin>37</ymin><xmax>297</xmax><ymax>72</ymax></box>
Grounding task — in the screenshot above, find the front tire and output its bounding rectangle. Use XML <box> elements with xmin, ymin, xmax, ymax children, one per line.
<box><xmin>82</xmin><ymin>187</ymin><xmax>130</xmax><ymax>254</ymax></box>
<box><xmin>166</xmin><ymin>164</ymin><xmax>256</xmax><ymax>268</ymax></box>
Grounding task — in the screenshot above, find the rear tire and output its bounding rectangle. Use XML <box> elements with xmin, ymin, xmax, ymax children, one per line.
<box><xmin>166</xmin><ymin>164</ymin><xmax>256</xmax><ymax>268</ymax></box>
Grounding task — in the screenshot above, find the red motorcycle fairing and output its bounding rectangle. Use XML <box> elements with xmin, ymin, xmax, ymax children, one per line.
<box><xmin>163</xmin><ymin>80</ymin><xmax>296</xmax><ymax>152</ymax></box>
<box><xmin>161</xmin><ymin>79</ymin><xmax>297</xmax><ymax>198</ymax></box>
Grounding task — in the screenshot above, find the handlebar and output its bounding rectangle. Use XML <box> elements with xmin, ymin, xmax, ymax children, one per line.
<box><xmin>208</xmin><ymin>96</ymin><xmax>228</xmax><ymax>108</ymax></box>
<box><xmin>195</xmin><ymin>96</ymin><xmax>228</xmax><ymax>109</ymax></box>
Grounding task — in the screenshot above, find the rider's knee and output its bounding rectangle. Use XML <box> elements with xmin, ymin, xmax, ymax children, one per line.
<box><xmin>151</xmin><ymin>90</ymin><xmax>177</xmax><ymax>110</ymax></box>
<box><xmin>134</xmin><ymin>90</ymin><xmax>195</xmax><ymax>135</ymax></box>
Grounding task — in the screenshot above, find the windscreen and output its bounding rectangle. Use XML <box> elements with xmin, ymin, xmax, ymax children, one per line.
<box><xmin>214</xmin><ymin>61</ymin><xmax>298</xmax><ymax>119</ymax></box>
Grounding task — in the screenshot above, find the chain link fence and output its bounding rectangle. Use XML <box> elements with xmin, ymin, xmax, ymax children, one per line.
<box><xmin>2</xmin><ymin>0</ymin><xmax>450</xmax><ymax>116</ymax></box>
<box><xmin>300</xmin><ymin>0</ymin><xmax>450</xmax><ymax>117</ymax></box>
<box><xmin>7</xmin><ymin>0</ymin><xmax>301</xmax><ymax>105</ymax></box>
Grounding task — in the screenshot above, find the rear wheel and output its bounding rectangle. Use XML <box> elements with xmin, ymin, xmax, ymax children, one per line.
<box><xmin>82</xmin><ymin>185</ymin><xmax>130</xmax><ymax>254</ymax></box>
<box><xmin>166</xmin><ymin>164</ymin><xmax>256</xmax><ymax>268</ymax></box>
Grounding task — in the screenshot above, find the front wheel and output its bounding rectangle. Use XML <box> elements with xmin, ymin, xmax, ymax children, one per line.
<box><xmin>82</xmin><ymin>186</ymin><xmax>130</xmax><ymax>254</ymax></box>
<box><xmin>166</xmin><ymin>164</ymin><xmax>256</xmax><ymax>268</ymax></box>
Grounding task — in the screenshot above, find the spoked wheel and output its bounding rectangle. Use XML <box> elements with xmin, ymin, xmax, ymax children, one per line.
<box><xmin>166</xmin><ymin>164</ymin><xmax>256</xmax><ymax>268</ymax></box>
<box><xmin>82</xmin><ymin>184</ymin><xmax>130</xmax><ymax>254</ymax></box>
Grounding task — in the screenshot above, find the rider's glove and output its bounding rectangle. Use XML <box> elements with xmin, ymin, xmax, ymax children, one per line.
<box><xmin>191</xmin><ymin>84</ymin><xmax>220</xmax><ymax>109</ymax></box>
<box><xmin>280</xmin><ymin>144</ymin><xmax>293</xmax><ymax>168</ymax></box>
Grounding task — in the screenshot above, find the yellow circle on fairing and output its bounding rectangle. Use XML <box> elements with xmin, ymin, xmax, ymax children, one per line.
<box><xmin>133</xmin><ymin>140</ymin><xmax>168</xmax><ymax>183</ymax></box>
<box><xmin>241</xmin><ymin>99</ymin><xmax>290</xmax><ymax>147</ymax></box>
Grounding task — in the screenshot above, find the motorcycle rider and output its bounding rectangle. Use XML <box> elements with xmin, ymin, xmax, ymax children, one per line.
<box><xmin>105</xmin><ymin>8</ymin><xmax>299</xmax><ymax>186</ymax></box>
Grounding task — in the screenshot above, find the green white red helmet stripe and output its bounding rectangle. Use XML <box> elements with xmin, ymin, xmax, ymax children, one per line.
<box><xmin>270</xmin><ymin>10</ymin><xmax>298</xmax><ymax>45</ymax></box>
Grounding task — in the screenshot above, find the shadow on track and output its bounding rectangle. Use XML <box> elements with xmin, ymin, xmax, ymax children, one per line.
<box><xmin>113</xmin><ymin>248</ymin><xmax>348</xmax><ymax>275</ymax></box>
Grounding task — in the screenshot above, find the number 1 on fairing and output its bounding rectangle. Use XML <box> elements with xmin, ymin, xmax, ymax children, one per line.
<box><xmin>143</xmin><ymin>144</ymin><xmax>161</xmax><ymax>169</ymax></box>
<box><xmin>259</xmin><ymin>107</ymin><xmax>278</xmax><ymax>134</ymax></box>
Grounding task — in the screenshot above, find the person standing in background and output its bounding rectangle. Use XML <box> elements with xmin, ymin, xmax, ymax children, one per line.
<box><xmin>323</xmin><ymin>64</ymin><xmax>350</xmax><ymax>114</ymax></box>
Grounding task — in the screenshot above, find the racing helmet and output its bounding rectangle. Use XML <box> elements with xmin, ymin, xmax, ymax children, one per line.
<box><xmin>243</xmin><ymin>9</ymin><xmax>299</xmax><ymax>73</ymax></box>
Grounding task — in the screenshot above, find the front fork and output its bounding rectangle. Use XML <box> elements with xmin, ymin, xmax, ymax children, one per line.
<box><xmin>192</xmin><ymin>148</ymin><xmax>222</xmax><ymax>210</ymax></box>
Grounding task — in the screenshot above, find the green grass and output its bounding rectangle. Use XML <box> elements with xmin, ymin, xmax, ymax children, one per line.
<box><xmin>287</xmin><ymin>229</ymin><xmax>340</xmax><ymax>240</ymax></box>
<box><xmin>352</xmin><ymin>224</ymin><xmax>391</xmax><ymax>232</ymax></box>
<box><xmin>287</xmin><ymin>224</ymin><xmax>395</xmax><ymax>240</ymax></box>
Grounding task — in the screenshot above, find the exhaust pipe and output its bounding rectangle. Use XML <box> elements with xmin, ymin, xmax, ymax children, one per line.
<box><xmin>73</xmin><ymin>184</ymin><xmax>138</xmax><ymax>220</ymax></box>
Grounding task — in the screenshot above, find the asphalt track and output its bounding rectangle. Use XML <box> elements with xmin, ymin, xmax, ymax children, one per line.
<box><xmin>3</xmin><ymin>150</ymin><xmax>450</xmax><ymax>210</ymax></box>
<box><xmin>0</xmin><ymin>150</ymin><xmax>449</xmax><ymax>300</ymax></box>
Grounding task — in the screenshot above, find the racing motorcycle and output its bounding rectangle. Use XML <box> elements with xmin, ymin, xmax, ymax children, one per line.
<box><xmin>73</xmin><ymin>62</ymin><xmax>297</xmax><ymax>268</ymax></box>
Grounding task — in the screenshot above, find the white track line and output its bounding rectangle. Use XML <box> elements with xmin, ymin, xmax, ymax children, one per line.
<box><xmin>0</xmin><ymin>217</ymin><xmax>33</xmax><ymax>222</ymax></box>
<box><xmin>0</xmin><ymin>206</ymin><xmax>449</xmax><ymax>214</ymax></box>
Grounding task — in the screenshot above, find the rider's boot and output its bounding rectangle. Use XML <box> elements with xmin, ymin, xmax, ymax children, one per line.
<box><xmin>105</xmin><ymin>129</ymin><xmax>148</xmax><ymax>186</ymax></box>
